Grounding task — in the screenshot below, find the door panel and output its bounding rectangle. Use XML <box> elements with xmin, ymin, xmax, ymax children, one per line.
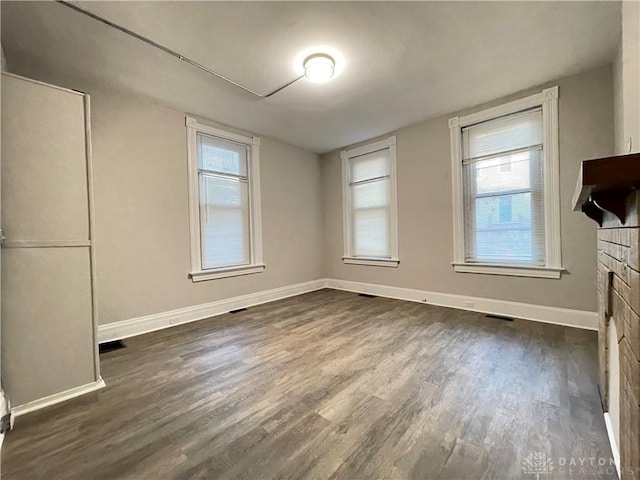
<box><xmin>2</xmin><ymin>247</ymin><xmax>95</xmax><ymax>406</ymax></box>
<box><xmin>1</xmin><ymin>74</ymin><xmax>89</xmax><ymax>243</ymax></box>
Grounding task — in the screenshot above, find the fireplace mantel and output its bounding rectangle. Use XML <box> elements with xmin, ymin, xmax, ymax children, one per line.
<box><xmin>572</xmin><ymin>152</ymin><xmax>640</xmax><ymax>226</ymax></box>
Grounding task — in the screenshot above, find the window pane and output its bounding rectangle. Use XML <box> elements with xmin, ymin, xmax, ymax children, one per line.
<box><xmin>199</xmin><ymin>174</ymin><xmax>250</xmax><ymax>269</ymax></box>
<box><xmin>471</xmin><ymin>192</ymin><xmax>537</xmax><ymax>263</ymax></box>
<box><xmin>474</xmin><ymin>151</ymin><xmax>532</xmax><ymax>195</ymax></box>
<box><xmin>352</xmin><ymin>178</ymin><xmax>389</xmax><ymax>209</ymax></box>
<box><xmin>351</xmin><ymin>178</ymin><xmax>390</xmax><ymax>257</ymax></box>
<box><xmin>353</xmin><ymin>208</ymin><xmax>389</xmax><ymax>258</ymax></box>
<box><xmin>463</xmin><ymin>123</ymin><xmax>545</xmax><ymax>265</ymax></box>
<box><xmin>463</xmin><ymin>108</ymin><xmax>542</xmax><ymax>160</ymax></box>
<box><xmin>198</xmin><ymin>133</ymin><xmax>247</xmax><ymax>177</ymax></box>
<box><xmin>350</xmin><ymin>149</ymin><xmax>390</xmax><ymax>183</ymax></box>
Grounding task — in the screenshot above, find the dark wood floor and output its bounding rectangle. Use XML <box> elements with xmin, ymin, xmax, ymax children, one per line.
<box><xmin>2</xmin><ymin>289</ymin><xmax>614</xmax><ymax>479</ymax></box>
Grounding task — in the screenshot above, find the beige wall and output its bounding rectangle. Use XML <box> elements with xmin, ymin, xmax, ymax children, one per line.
<box><xmin>322</xmin><ymin>66</ymin><xmax>614</xmax><ymax>312</ymax></box>
<box><xmin>8</xmin><ymin>61</ymin><xmax>613</xmax><ymax>322</ymax></box>
<box><xmin>91</xmin><ymin>88</ymin><xmax>324</xmax><ymax>324</ymax></box>
<box><xmin>6</xmin><ymin>64</ymin><xmax>324</xmax><ymax>326</ymax></box>
<box><xmin>614</xmin><ymin>0</ymin><xmax>640</xmax><ymax>155</ymax></box>
<box><xmin>88</xmin><ymin>88</ymin><xmax>323</xmax><ymax>324</ymax></box>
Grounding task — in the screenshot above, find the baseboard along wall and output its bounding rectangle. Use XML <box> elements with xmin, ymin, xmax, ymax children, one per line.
<box><xmin>98</xmin><ymin>277</ymin><xmax>597</xmax><ymax>344</ymax></box>
<box><xmin>97</xmin><ymin>279</ymin><xmax>328</xmax><ymax>343</ymax></box>
<box><xmin>324</xmin><ymin>279</ymin><xmax>598</xmax><ymax>331</ymax></box>
<box><xmin>11</xmin><ymin>378</ymin><xmax>106</xmax><ymax>418</ymax></box>
<box><xmin>0</xmin><ymin>388</ymin><xmax>9</xmax><ymax>449</ymax></box>
<box><xmin>604</xmin><ymin>412</ymin><xmax>621</xmax><ymax>478</ymax></box>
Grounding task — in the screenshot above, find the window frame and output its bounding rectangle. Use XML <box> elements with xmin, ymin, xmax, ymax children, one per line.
<box><xmin>449</xmin><ymin>86</ymin><xmax>563</xmax><ymax>279</ymax></box>
<box><xmin>186</xmin><ymin>116</ymin><xmax>264</xmax><ymax>282</ymax></box>
<box><xmin>341</xmin><ymin>136</ymin><xmax>399</xmax><ymax>268</ymax></box>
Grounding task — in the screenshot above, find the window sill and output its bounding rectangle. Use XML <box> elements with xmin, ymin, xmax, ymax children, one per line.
<box><xmin>342</xmin><ymin>257</ymin><xmax>399</xmax><ymax>268</ymax></box>
<box><xmin>190</xmin><ymin>264</ymin><xmax>265</xmax><ymax>282</ymax></box>
<box><xmin>452</xmin><ymin>262</ymin><xmax>563</xmax><ymax>279</ymax></box>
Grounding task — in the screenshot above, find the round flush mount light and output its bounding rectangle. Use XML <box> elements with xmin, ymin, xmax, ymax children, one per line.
<box><xmin>303</xmin><ymin>53</ymin><xmax>336</xmax><ymax>83</ymax></box>
<box><xmin>294</xmin><ymin>47</ymin><xmax>344</xmax><ymax>84</ymax></box>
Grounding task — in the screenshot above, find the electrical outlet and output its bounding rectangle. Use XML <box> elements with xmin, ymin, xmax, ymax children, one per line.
<box><xmin>463</xmin><ymin>300</ymin><xmax>475</xmax><ymax>308</ymax></box>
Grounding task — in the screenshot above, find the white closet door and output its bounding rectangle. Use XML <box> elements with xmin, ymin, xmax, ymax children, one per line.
<box><xmin>1</xmin><ymin>73</ymin><xmax>98</xmax><ymax>407</ymax></box>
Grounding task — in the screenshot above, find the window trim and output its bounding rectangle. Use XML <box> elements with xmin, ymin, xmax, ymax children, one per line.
<box><xmin>449</xmin><ymin>86</ymin><xmax>563</xmax><ymax>279</ymax></box>
<box><xmin>341</xmin><ymin>136</ymin><xmax>399</xmax><ymax>268</ymax></box>
<box><xmin>186</xmin><ymin>116</ymin><xmax>264</xmax><ymax>282</ymax></box>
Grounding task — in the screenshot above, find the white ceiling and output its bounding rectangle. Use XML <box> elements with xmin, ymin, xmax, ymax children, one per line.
<box><xmin>1</xmin><ymin>1</ymin><xmax>620</xmax><ymax>153</ymax></box>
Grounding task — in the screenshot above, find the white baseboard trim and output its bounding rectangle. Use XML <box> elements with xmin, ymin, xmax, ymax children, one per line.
<box><xmin>99</xmin><ymin>277</ymin><xmax>597</xmax><ymax>345</ymax></box>
<box><xmin>98</xmin><ymin>279</ymin><xmax>327</xmax><ymax>343</ymax></box>
<box><xmin>604</xmin><ymin>412</ymin><xmax>621</xmax><ymax>478</ymax></box>
<box><xmin>0</xmin><ymin>388</ymin><xmax>7</xmax><ymax>450</ymax></box>
<box><xmin>11</xmin><ymin>378</ymin><xmax>106</xmax><ymax>418</ymax></box>
<box><xmin>324</xmin><ymin>278</ymin><xmax>597</xmax><ymax>330</ymax></box>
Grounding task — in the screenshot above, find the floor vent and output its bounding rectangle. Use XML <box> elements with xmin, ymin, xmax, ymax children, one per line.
<box><xmin>229</xmin><ymin>308</ymin><xmax>248</xmax><ymax>314</ymax></box>
<box><xmin>99</xmin><ymin>340</ymin><xmax>126</xmax><ymax>354</ymax></box>
<box><xmin>359</xmin><ymin>293</ymin><xmax>377</xmax><ymax>298</ymax></box>
<box><xmin>485</xmin><ymin>314</ymin><xmax>514</xmax><ymax>322</ymax></box>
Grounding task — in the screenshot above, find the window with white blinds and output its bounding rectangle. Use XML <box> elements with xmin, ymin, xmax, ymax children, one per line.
<box><xmin>462</xmin><ymin>108</ymin><xmax>544</xmax><ymax>265</ymax></box>
<box><xmin>342</xmin><ymin>137</ymin><xmax>399</xmax><ymax>267</ymax></box>
<box><xmin>198</xmin><ymin>134</ymin><xmax>251</xmax><ymax>269</ymax></box>
<box><xmin>449</xmin><ymin>86</ymin><xmax>562</xmax><ymax>279</ymax></box>
<box><xmin>186</xmin><ymin>117</ymin><xmax>264</xmax><ymax>281</ymax></box>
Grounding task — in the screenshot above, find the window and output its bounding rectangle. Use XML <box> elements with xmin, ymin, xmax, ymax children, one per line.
<box><xmin>341</xmin><ymin>136</ymin><xmax>399</xmax><ymax>267</ymax></box>
<box><xmin>186</xmin><ymin>117</ymin><xmax>264</xmax><ymax>281</ymax></box>
<box><xmin>449</xmin><ymin>87</ymin><xmax>562</xmax><ymax>279</ymax></box>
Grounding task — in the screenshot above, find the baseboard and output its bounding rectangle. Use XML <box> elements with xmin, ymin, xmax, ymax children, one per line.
<box><xmin>324</xmin><ymin>278</ymin><xmax>597</xmax><ymax>330</ymax></box>
<box><xmin>98</xmin><ymin>279</ymin><xmax>327</xmax><ymax>343</ymax></box>
<box><xmin>99</xmin><ymin>277</ymin><xmax>597</xmax><ymax>344</ymax></box>
<box><xmin>604</xmin><ymin>412</ymin><xmax>621</xmax><ymax>478</ymax></box>
<box><xmin>11</xmin><ymin>378</ymin><xmax>106</xmax><ymax>418</ymax></box>
<box><xmin>0</xmin><ymin>388</ymin><xmax>8</xmax><ymax>450</ymax></box>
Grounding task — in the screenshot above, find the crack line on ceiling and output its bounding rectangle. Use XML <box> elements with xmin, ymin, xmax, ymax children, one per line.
<box><xmin>56</xmin><ymin>0</ymin><xmax>304</xmax><ymax>98</ymax></box>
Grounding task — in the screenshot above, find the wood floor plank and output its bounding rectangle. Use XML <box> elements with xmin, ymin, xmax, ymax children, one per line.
<box><xmin>1</xmin><ymin>289</ymin><xmax>615</xmax><ymax>479</ymax></box>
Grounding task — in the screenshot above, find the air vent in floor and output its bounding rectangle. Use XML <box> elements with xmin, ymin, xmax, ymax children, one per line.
<box><xmin>229</xmin><ymin>308</ymin><xmax>248</xmax><ymax>314</ymax></box>
<box><xmin>485</xmin><ymin>314</ymin><xmax>514</xmax><ymax>322</ymax></box>
<box><xmin>99</xmin><ymin>340</ymin><xmax>126</xmax><ymax>354</ymax></box>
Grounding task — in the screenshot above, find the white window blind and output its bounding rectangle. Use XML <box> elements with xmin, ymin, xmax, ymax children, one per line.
<box><xmin>197</xmin><ymin>133</ymin><xmax>251</xmax><ymax>270</ymax></box>
<box><xmin>348</xmin><ymin>149</ymin><xmax>392</xmax><ymax>258</ymax></box>
<box><xmin>462</xmin><ymin>108</ymin><xmax>545</xmax><ymax>265</ymax></box>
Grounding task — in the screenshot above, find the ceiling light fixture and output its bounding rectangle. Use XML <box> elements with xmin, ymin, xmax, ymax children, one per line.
<box><xmin>303</xmin><ymin>54</ymin><xmax>336</xmax><ymax>83</ymax></box>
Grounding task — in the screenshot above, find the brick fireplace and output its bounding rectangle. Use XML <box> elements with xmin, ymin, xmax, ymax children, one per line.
<box><xmin>574</xmin><ymin>153</ymin><xmax>640</xmax><ymax>479</ymax></box>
